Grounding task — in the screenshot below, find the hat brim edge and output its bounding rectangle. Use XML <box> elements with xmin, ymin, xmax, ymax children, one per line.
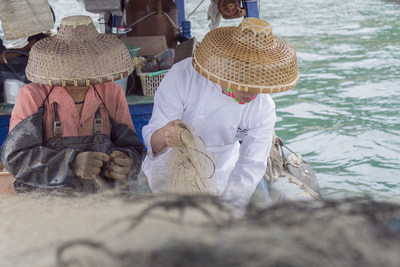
<box><xmin>26</xmin><ymin>66</ymin><xmax>134</xmax><ymax>87</ymax></box>
<box><xmin>192</xmin><ymin>56</ymin><xmax>299</xmax><ymax>94</ymax></box>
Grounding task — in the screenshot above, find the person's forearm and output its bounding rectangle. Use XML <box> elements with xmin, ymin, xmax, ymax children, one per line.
<box><xmin>150</xmin><ymin>127</ymin><xmax>168</xmax><ymax>154</ymax></box>
<box><xmin>2</xmin><ymin>145</ymin><xmax>77</xmax><ymax>186</ymax></box>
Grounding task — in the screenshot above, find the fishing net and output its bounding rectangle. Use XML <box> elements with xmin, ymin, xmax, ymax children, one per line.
<box><xmin>166</xmin><ymin>123</ymin><xmax>216</xmax><ymax>194</ymax></box>
<box><xmin>2</xmin><ymin>188</ymin><xmax>400</xmax><ymax>266</ymax></box>
<box><xmin>56</xmin><ymin>197</ymin><xmax>400</xmax><ymax>267</ymax></box>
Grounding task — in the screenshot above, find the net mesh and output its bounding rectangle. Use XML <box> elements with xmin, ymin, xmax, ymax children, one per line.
<box><xmin>2</xmin><ymin>194</ymin><xmax>399</xmax><ymax>266</ymax></box>
<box><xmin>166</xmin><ymin>124</ymin><xmax>216</xmax><ymax>194</ymax></box>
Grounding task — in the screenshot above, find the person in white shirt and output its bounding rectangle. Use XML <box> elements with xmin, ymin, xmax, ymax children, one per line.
<box><xmin>142</xmin><ymin>17</ymin><xmax>299</xmax><ymax>206</ymax></box>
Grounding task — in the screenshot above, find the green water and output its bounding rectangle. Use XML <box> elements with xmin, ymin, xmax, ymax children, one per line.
<box><xmin>187</xmin><ymin>0</ymin><xmax>400</xmax><ymax>200</ymax></box>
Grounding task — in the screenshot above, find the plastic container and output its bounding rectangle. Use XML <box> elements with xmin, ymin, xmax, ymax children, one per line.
<box><xmin>113</xmin><ymin>76</ymin><xmax>128</xmax><ymax>95</ymax></box>
<box><xmin>157</xmin><ymin>48</ymin><xmax>174</xmax><ymax>70</ymax></box>
<box><xmin>136</xmin><ymin>66</ymin><xmax>167</xmax><ymax>96</ymax></box>
<box><xmin>3</xmin><ymin>79</ymin><xmax>26</xmax><ymax>104</ymax></box>
<box><xmin>129</xmin><ymin>103</ymin><xmax>153</xmax><ymax>147</ymax></box>
<box><xmin>125</xmin><ymin>44</ymin><xmax>140</xmax><ymax>58</ymax></box>
<box><xmin>0</xmin><ymin>114</ymin><xmax>11</xmax><ymax>146</ymax></box>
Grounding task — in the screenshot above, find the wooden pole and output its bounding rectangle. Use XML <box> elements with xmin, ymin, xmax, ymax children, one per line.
<box><xmin>158</xmin><ymin>0</ymin><xmax>162</xmax><ymax>16</ymax></box>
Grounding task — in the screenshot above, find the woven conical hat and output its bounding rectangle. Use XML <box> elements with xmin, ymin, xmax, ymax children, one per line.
<box><xmin>26</xmin><ymin>15</ymin><xmax>133</xmax><ymax>87</ymax></box>
<box><xmin>192</xmin><ymin>18</ymin><xmax>299</xmax><ymax>93</ymax></box>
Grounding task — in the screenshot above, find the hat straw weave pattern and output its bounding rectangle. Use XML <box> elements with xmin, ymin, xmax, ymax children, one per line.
<box><xmin>192</xmin><ymin>18</ymin><xmax>299</xmax><ymax>93</ymax></box>
<box><xmin>26</xmin><ymin>15</ymin><xmax>133</xmax><ymax>87</ymax></box>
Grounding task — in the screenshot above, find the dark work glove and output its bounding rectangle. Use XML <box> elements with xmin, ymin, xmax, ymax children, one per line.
<box><xmin>105</xmin><ymin>150</ymin><xmax>132</xmax><ymax>180</ymax></box>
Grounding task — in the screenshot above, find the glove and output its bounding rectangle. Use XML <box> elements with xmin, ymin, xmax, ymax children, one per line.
<box><xmin>71</xmin><ymin>151</ymin><xmax>110</xmax><ymax>179</ymax></box>
<box><xmin>105</xmin><ymin>150</ymin><xmax>132</xmax><ymax>180</ymax></box>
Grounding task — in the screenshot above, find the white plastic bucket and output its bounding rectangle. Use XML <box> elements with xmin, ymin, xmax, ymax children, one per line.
<box><xmin>3</xmin><ymin>79</ymin><xmax>26</xmax><ymax>104</ymax></box>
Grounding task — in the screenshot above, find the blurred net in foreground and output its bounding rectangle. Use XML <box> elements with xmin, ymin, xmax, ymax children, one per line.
<box><xmin>55</xmin><ymin>195</ymin><xmax>400</xmax><ymax>267</ymax></box>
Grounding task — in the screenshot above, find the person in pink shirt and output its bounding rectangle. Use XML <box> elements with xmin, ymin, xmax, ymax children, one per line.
<box><xmin>0</xmin><ymin>15</ymin><xmax>143</xmax><ymax>193</ymax></box>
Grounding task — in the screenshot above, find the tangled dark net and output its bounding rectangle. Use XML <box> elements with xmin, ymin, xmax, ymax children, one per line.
<box><xmin>56</xmin><ymin>196</ymin><xmax>400</xmax><ymax>267</ymax></box>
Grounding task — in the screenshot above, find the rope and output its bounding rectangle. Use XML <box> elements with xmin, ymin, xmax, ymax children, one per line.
<box><xmin>162</xmin><ymin>11</ymin><xmax>180</xmax><ymax>32</ymax></box>
<box><xmin>41</xmin><ymin>86</ymin><xmax>56</xmax><ymax>107</ymax></box>
<box><xmin>128</xmin><ymin>11</ymin><xmax>180</xmax><ymax>33</ymax></box>
<box><xmin>286</xmin><ymin>173</ymin><xmax>321</xmax><ymax>200</ymax></box>
<box><xmin>186</xmin><ymin>0</ymin><xmax>207</xmax><ymax>21</ymax></box>
<box><xmin>275</xmin><ymin>137</ymin><xmax>322</xmax><ymax>201</ymax></box>
<box><xmin>92</xmin><ymin>84</ymin><xmax>111</xmax><ymax>118</ymax></box>
<box><xmin>128</xmin><ymin>11</ymin><xmax>156</xmax><ymax>28</ymax></box>
<box><xmin>177</xmin><ymin>123</ymin><xmax>216</xmax><ymax>179</ymax></box>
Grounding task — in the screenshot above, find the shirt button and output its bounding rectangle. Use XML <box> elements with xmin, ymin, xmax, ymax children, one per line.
<box><xmin>80</xmin><ymin>123</ymin><xmax>84</xmax><ymax>127</ymax></box>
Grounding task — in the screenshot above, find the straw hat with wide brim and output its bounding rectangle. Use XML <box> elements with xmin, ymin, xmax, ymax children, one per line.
<box><xmin>26</xmin><ymin>15</ymin><xmax>133</xmax><ymax>87</ymax></box>
<box><xmin>192</xmin><ymin>18</ymin><xmax>299</xmax><ymax>93</ymax></box>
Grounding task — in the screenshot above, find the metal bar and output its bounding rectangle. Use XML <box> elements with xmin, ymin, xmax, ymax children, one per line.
<box><xmin>243</xmin><ymin>0</ymin><xmax>259</xmax><ymax>18</ymax></box>
<box><xmin>175</xmin><ymin>0</ymin><xmax>191</xmax><ymax>40</ymax></box>
<box><xmin>175</xmin><ymin>0</ymin><xmax>185</xmax><ymax>27</ymax></box>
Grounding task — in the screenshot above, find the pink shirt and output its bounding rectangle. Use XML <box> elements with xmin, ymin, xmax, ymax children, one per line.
<box><xmin>10</xmin><ymin>83</ymin><xmax>135</xmax><ymax>143</ymax></box>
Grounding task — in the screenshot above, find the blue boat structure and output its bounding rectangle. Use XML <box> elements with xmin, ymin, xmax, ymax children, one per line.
<box><xmin>0</xmin><ymin>0</ymin><xmax>322</xmax><ymax>202</ymax></box>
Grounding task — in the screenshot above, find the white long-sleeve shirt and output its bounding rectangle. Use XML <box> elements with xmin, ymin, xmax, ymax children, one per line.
<box><xmin>142</xmin><ymin>58</ymin><xmax>276</xmax><ymax>205</ymax></box>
